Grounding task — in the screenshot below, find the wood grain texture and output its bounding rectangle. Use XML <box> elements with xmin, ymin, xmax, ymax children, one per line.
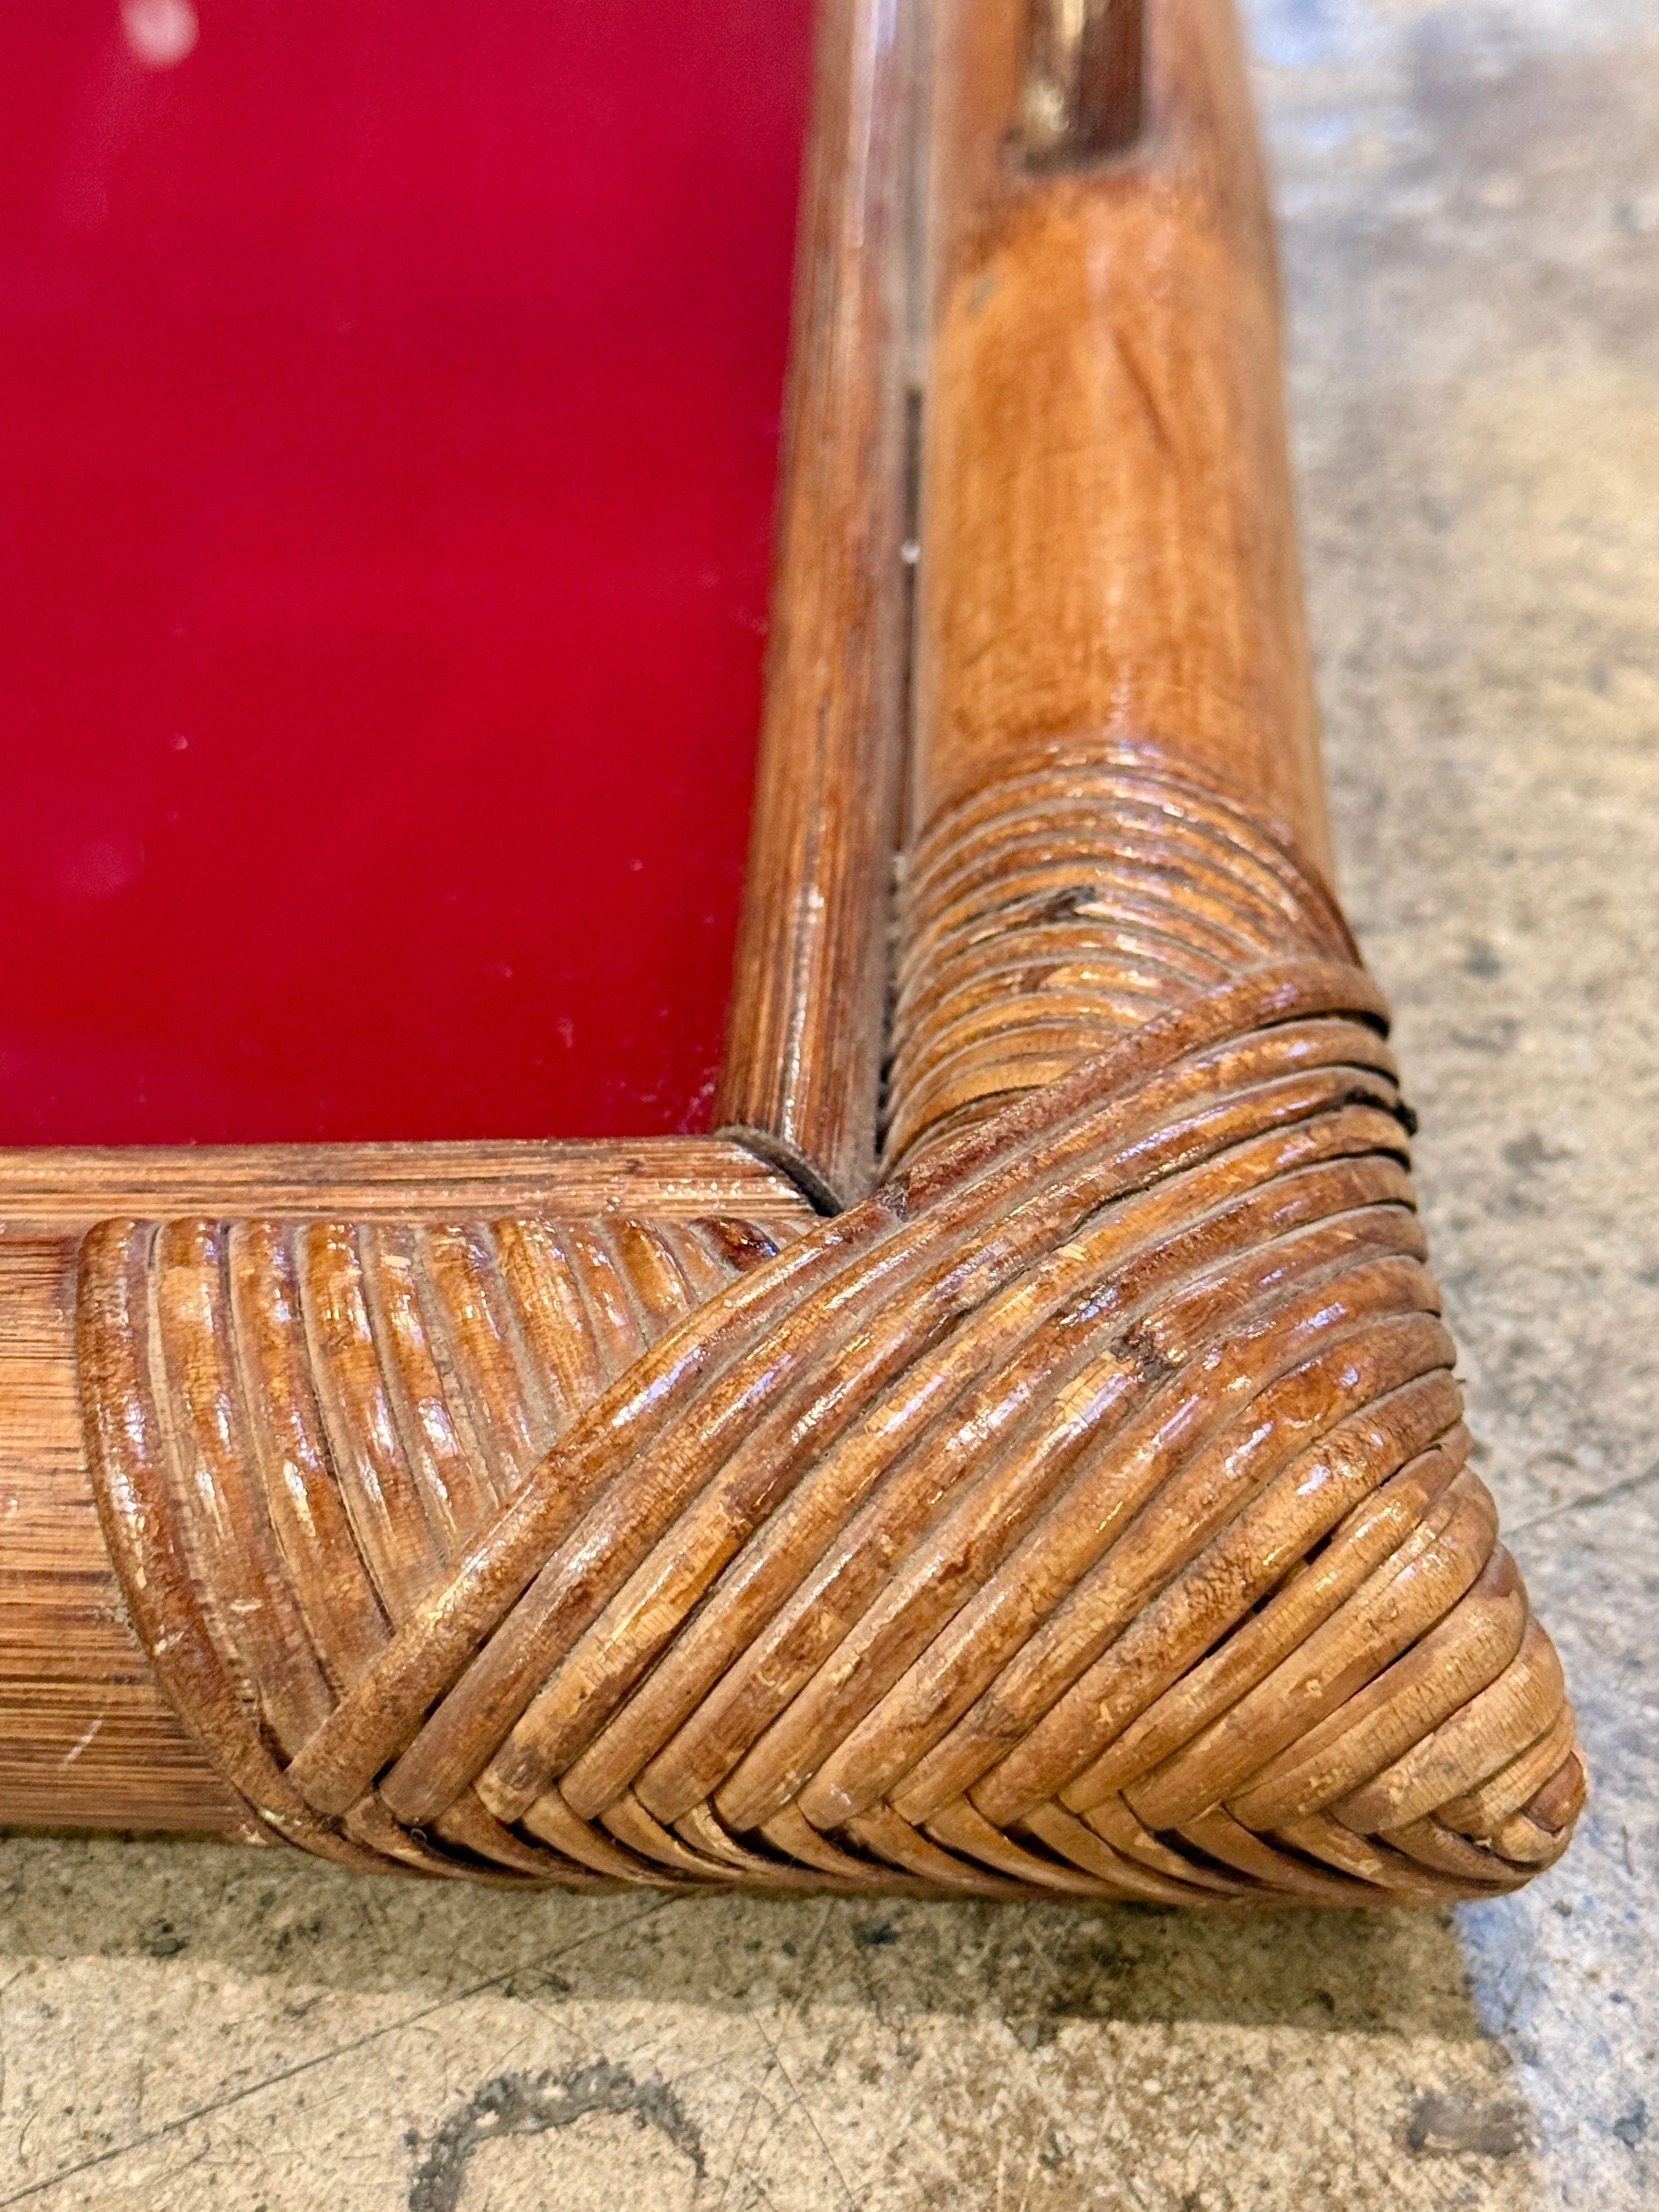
<box><xmin>915</xmin><ymin>0</ymin><xmax>1331</xmax><ymax>873</ymax></box>
<box><xmin>713</xmin><ymin>0</ymin><xmax>919</xmax><ymax>1206</ymax></box>
<box><xmin>0</xmin><ymin>1138</ymin><xmax>816</xmax><ymax>1230</ymax></box>
<box><xmin>0</xmin><ymin>1232</ymin><xmax>251</xmax><ymax>1836</ymax></box>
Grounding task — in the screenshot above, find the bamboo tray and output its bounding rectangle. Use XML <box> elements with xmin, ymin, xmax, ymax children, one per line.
<box><xmin>0</xmin><ymin>0</ymin><xmax>1584</xmax><ymax>1904</ymax></box>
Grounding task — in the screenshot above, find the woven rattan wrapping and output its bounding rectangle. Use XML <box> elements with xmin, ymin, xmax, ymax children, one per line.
<box><xmin>76</xmin><ymin>759</ymin><xmax>1583</xmax><ymax>1900</ymax></box>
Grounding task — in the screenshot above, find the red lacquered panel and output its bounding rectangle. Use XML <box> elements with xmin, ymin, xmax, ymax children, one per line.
<box><xmin>0</xmin><ymin>0</ymin><xmax>812</xmax><ymax>1142</ymax></box>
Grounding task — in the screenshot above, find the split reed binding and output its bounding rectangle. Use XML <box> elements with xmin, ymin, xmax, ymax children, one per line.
<box><xmin>76</xmin><ymin>758</ymin><xmax>1583</xmax><ymax>1899</ymax></box>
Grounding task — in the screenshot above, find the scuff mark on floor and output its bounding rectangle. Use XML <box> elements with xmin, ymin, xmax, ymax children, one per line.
<box><xmin>407</xmin><ymin>2059</ymin><xmax>702</xmax><ymax>2212</ymax></box>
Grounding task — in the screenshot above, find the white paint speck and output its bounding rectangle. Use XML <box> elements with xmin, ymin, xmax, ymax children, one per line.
<box><xmin>60</xmin><ymin>1715</ymin><xmax>105</xmax><ymax>1767</ymax></box>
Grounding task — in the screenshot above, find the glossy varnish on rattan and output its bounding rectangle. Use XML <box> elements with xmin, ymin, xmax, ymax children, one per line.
<box><xmin>0</xmin><ymin>0</ymin><xmax>1583</xmax><ymax>1903</ymax></box>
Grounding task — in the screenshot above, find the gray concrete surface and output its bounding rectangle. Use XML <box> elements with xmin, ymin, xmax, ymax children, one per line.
<box><xmin>3</xmin><ymin>0</ymin><xmax>1656</xmax><ymax>2203</ymax></box>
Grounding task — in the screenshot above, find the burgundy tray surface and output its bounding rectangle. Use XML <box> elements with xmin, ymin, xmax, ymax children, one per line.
<box><xmin>0</xmin><ymin>0</ymin><xmax>812</xmax><ymax>1144</ymax></box>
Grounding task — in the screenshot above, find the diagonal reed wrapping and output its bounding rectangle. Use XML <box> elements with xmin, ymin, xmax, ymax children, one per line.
<box><xmin>76</xmin><ymin>759</ymin><xmax>1583</xmax><ymax>1900</ymax></box>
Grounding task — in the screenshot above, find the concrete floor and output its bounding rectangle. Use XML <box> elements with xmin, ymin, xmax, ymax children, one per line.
<box><xmin>3</xmin><ymin>0</ymin><xmax>1657</xmax><ymax>2204</ymax></box>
